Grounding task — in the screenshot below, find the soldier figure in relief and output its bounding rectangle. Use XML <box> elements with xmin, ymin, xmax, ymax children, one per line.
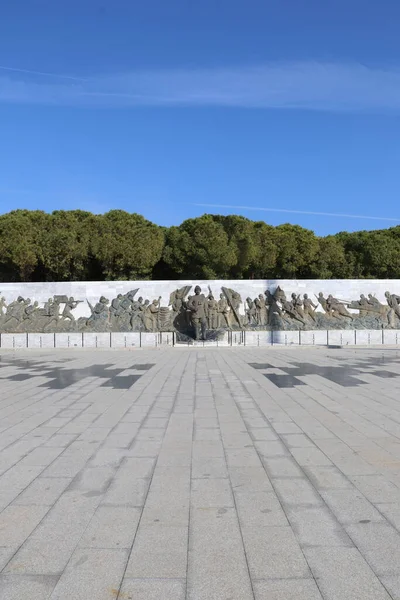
<box><xmin>144</xmin><ymin>298</ymin><xmax>161</xmax><ymax>332</ymax></box>
<box><xmin>62</xmin><ymin>297</ymin><xmax>79</xmax><ymax>323</ymax></box>
<box><xmin>254</xmin><ymin>294</ymin><xmax>267</xmax><ymax>326</ymax></box>
<box><xmin>303</xmin><ymin>294</ymin><xmax>317</xmax><ymax>322</ymax></box>
<box><xmin>246</xmin><ymin>297</ymin><xmax>257</xmax><ymax>325</ymax></box>
<box><xmin>385</xmin><ymin>291</ymin><xmax>400</xmax><ymax>319</ymax></box>
<box><xmin>326</xmin><ymin>295</ymin><xmax>354</xmax><ymax>320</ymax></box>
<box><xmin>86</xmin><ymin>296</ymin><xmax>110</xmax><ymax>326</ymax></box>
<box><xmin>291</xmin><ymin>293</ymin><xmax>305</xmax><ymax>321</ymax></box>
<box><xmin>207</xmin><ymin>294</ymin><xmax>219</xmax><ymax>329</ymax></box>
<box><xmin>367</xmin><ymin>293</ymin><xmax>381</xmax><ymax>307</ymax></box>
<box><xmin>217</xmin><ymin>292</ymin><xmax>230</xmax><ymax>328</ymax></box>
<box><xmin>317</xmin><ymin>292</ymin><xmax>328</xmax><ymax>314</ymax></box>
<box><xmin>188</xmin><ymin>286</ymin><xmax>208</xmax><ymax>340</ymax></box>
<box><xmin>0</xmin><ymin>296</ymin><xmax>6</xmax><ymax>316</ymax></box>
<box><xmin>23</xmin><ymin>301</ymin><xmax>39</xmax><ymax>324</ymax></box>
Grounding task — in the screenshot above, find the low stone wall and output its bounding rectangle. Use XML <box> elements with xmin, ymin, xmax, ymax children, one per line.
<box><xmin>1</xmin><ymin>329</ymin><xmax>400</xmax><ymax>349</ymax></box>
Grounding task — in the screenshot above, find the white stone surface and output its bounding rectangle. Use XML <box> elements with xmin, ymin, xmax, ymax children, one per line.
<box><xmin>0</xmin><ymin>333</ymin><xmax>27</xmax><ymax>348</ymax></box>
<box><xmin>111</xmin><ymin>333</ymin><xmax>140</xmax><ymax>348</ymax></box>
<box><xmin>0</xmin><ymin>279</ymin><xmax>399</xmax><ymax>321</ymax></box>
<box><xmin>27</xmin><ymin>333</ymin><xmax>55</xmax><ymax>349</ymax></box>
<box><xmin>0</xmin><ymin>326</ymin><xmax>399</xmax><ymax>350</ymax></box>
<box><xmin>55</xmin><ymin>333</ymin><xmax>84</xmax><ymax>348</ymax></box>
<box><xmin>328</xmin><ymin>330</ymin><xmax>356</xmax><ymax>346</ymax></box>
<box><xmin>82</xmin><ymin>332</ymin><xmax>112</xmax><ymax>348</ymax></box>
<box><xmin>382</xmin><ymin>330</ymin><xmax>400</xmax><ymax>345</ymax></box>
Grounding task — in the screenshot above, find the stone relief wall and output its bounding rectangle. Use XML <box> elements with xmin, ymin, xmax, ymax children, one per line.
<box><xmin>1</xmin><ymin>280</ymin><xmax>400</xmax><ymax>339</ymax></box>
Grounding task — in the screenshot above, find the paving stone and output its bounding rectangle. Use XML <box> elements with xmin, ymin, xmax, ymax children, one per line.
<box><xmin>235</xmin><ymin>491</ymin><xmax>288</xmax><ymax>527</ymax></box>
<box><xmin>229</xmin><ymin>466</ymin><xmax>274</xmax><ymax>492</ymax></box>
<box><xmin>191</xmin><ymin>478</ymin><xmax>234</xmax><ymax>508</ymax></box>
<box><xmin>119</xmin><ymin>578</ymin><xmax>185</xmax><ymax>600</ymax></box>
<box><xmin>4</xmin><ymin>493</ymin><xmax>102</xmax><ymax>574</ymax></box>
<box><xmin>49</xmin><ymin>548</ymin><xmax>128</xmax><ymax>600</ymax></box>
<box><xmin>0</xmin><ymin>547</ymin><xmax>15</xmax><ymax>571</ymax></box>
<box><xmin>304</xmin><ymin>465</ymin><xmax>353</xmax><ymax>490</ymax></box>
<box><xmin>350</xmin><ymin>474</ymin><xmax>400</xmax><ymax>503</ymax></box>
<box><xmin>286</xmin><ymin>505</ymin><xmax>353</xmax><ymax>547</ymax></box>
<box><xmin>253</xmin><ymin>578</ymin><xmax>323</xmax><ymax>600</ymax></box>
<box><xmin>273</xmin><ymin>478</ymin><xmax>323</xmax><ymax>506</ymax></box>
<box><xmin>290</xmin><ymin>446</ymin><xmax>333</xmax><ymax>466</ymax></box>
<box><xmin>346</xmin><ymin>521</ymin><xmax>400</xmax><ymax>575</ymax></box>
<box><xmin>188</xmin><ymin>507</ymin><xmax>253</xmax><ymax>600</ymax></box>
<box><xmin>125</xmin><ymin>525</ymin><xmax>188</xmax><ymax>578</ymax></box>
<box><xmin>241</xmin><ymin>525</ymin><xmax>311</xmax><ymax>579</ymax></box>
<box><xmin>0</xmin><ymin>505</ymin><xmax>49</xmax><ymax>549</ymax></box>
<box><xmin>13</xmin><ymin>477</ymin><xmax>72</xmax><ymax>505</ymax></box>
<box><xmin>281</xmin><ymin>433</ymin><xmax>315</xmax><ymax>447</ymax></box>
<box><xmin>191</xmin><ymin>457</ymin><xmax>229</xmax><ymax>479</ymax></box>
<box><xmin>380</xmin><ymin>575</ymin><xmax>400</xmax><ymax>600</ymax></box>
<box><xmin>0</xmin><ymin>574</ymin><xmax>59</xmax><ymax>600</ymax></box>
<box><xmin>321</xmin><ymin>488</ymin><xmax>385</xmax><ymax>524</ymax></box>
<box><xmin>78</xmin><ymin>506</ymin><xmax>141</xmax><ymax>548</ymax></box>
<box><xmin>262</xmin><ymin>456</ymin><xmax>305</xmax><ymax>478</ymax></box>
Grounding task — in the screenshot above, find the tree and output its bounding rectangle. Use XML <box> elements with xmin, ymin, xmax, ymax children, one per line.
<box><xmin>249</xmin><ymin>221</ymin><xmax>277</xmax><ymax>278</ymax></box>
<box><xmin>90</xmin><ymin>210</ymin><xmax>164</xmax><ymax>280</ymax></box>
<box><xmin>273</xmin><ymin>224</ymin><xmax>320</xmax><ymax>278</ymax></box>
<box><xmin>211</xmin><ymin>215</ymin><xmax>259</xmax><ymax>278</ymax></box>
<box><xmin>311</xmin><ymin>235</ymin><xmax>350</xmax><ymax>279</ymax></box>
<box><xmin>38</xmin><ymin>210</ymin><xmax>95</xmax><ymax>281</ymax></box>
<box><xmin>162</xmin><ymin>215</ymin><xmax>237</xmax><ymax>279</ymax></box>
<box><xmin>0</xmin><ymin>210</ymin><xmax>48</xmax><ymax>281</ymax></box>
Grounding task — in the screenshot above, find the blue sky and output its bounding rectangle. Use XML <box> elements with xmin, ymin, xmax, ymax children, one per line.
<box><xmin>1</xmin><ymin>0</ymin><xmax>400</xmax><ymax>236</ymax></box>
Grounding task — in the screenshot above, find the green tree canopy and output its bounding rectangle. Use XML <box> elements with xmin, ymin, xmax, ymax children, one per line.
<box><xmin>162</xmin><ymin>215</ymin><xmax>237</xmax><ymax>279</ymax></box>
<box><xmin>0</xmin><ymin>208</ymin><xmax>399</xmax><ymax>282</ymax></box>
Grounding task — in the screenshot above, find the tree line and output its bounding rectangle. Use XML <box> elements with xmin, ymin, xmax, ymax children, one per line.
<box><xmin>0</xmin><ymin>209</ymin><xmax>399</xmax><ymax>282</ymax></box>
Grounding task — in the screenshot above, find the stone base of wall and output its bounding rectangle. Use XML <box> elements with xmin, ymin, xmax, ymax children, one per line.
<box><xmin>1</xmin><ymin>330</ymin><xmax>400</xmax><ymax>349</ymax></box>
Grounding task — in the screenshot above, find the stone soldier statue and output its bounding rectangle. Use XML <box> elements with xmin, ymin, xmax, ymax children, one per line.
<box><xmin>3</xmin><ymin>296</ymin><xmax>26</xmax><ymax>326</ymax></box>
<box><xmin>110</xmin><ymin>294</ymin><xmax>123</xmax><ymax>318</ymax></box>
<box><xmin>217</xmin><ymin>292</ymin><xmax>230</xmax><ymax>328</ymax></box>
<box><xmin>43</xmin><ymin>297</ymin><xmax>62</xmax><ymax>330</ymax></box>
<box><xmin>62</xmin><ymin>297</ymin><xmax>80</xmax><ymax>322</ymax></box>
<box><xmin>188</xmin><ymin>286</ymin><xmax>208</xmax><ymax>340</ymax></box>
<box><xmin>254</xmin><ymin>294</ymin><xmax>267</xmax><ymax>326</ymax></box>
<box><xmin>0</xmin><ymin>296</ymin><xmax>7</xmax><ymax>316</ymax></box>
<box><xmin>130</xmin><ymin>296</ymin><xmax>144</xmax><ymax>329</ymax></box>
<box><xmin>86</xmin><ymin>296</ymin><xmax>110</xmax><ymax>326</ymax></box>
<box><xmin>367</xmin><ymin>293</ymin><xmax>381</xmax><ymax>307</ymax></box>
<box><xmin>326</xmin><ymin>295</ymin><xmax>354</xmax><ymax>320</ymax></box>
<box><xmin>144</xmin><ymin>298</ymin><xmax>161</xmax><ymax>332</ymax></box>
<box><xmin>385</xmin><ymin>291</ymin><xmax>400</xmax><ymax>319</ymax></box>
<box><xmin>316</xmin><ymin>292</ymin><xmax>328</xmax><ymax>314</ymax></box>
<box><xmin>23</xmin><ymin>301</ymin><xmax>39</xmax><ymax>324</ymax></box>
<box><xmin>246</xmin><ymin>297</ymin><xmax>257</xmax><ymax>325</ymax></box>
<box><xmin>303</xmin><ymin>293</ymin><xmax>317</xmax><ymax>322</ymax></box>
<box><xmin>44</xmin><ymin>297</ymin><xmax>54</xmax><ymax>316</ymax></box>
<box><xmin>207</xmin><ymin>294</ymin><xmax>219</xmax><ymax>329</ymax></box>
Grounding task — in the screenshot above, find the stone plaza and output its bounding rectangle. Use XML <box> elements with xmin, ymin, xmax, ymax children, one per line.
<box><xmin>1</xmin><ymin>346</ymin><xmax>400</xmax><ymax>599</ymax></box>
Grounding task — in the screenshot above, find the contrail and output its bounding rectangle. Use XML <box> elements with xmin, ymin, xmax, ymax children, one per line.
<box><xmin>193</xmin><ymin>203</ymin><xmax>400</xmax><ymax>223</ymax></box>
<box><xmin>0</xmin><ymin>65</ymin><xmax>87</xmax><ymax>81</ymax></box>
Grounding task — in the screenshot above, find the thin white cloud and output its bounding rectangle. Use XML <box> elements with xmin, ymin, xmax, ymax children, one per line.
<box><xmin>1</xmin><ymin>61</ymin><xmax>400</xmax><ymax>111</ymax></box>
<box><xmin>0</xmin><ymin>65</ymin><xmax>87</xmax><ymax>81</ymax></box>
<box><xmin>194</xmin><ymin>203</ymin><xmax>400</xmax><ymax>223</ymax></box>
